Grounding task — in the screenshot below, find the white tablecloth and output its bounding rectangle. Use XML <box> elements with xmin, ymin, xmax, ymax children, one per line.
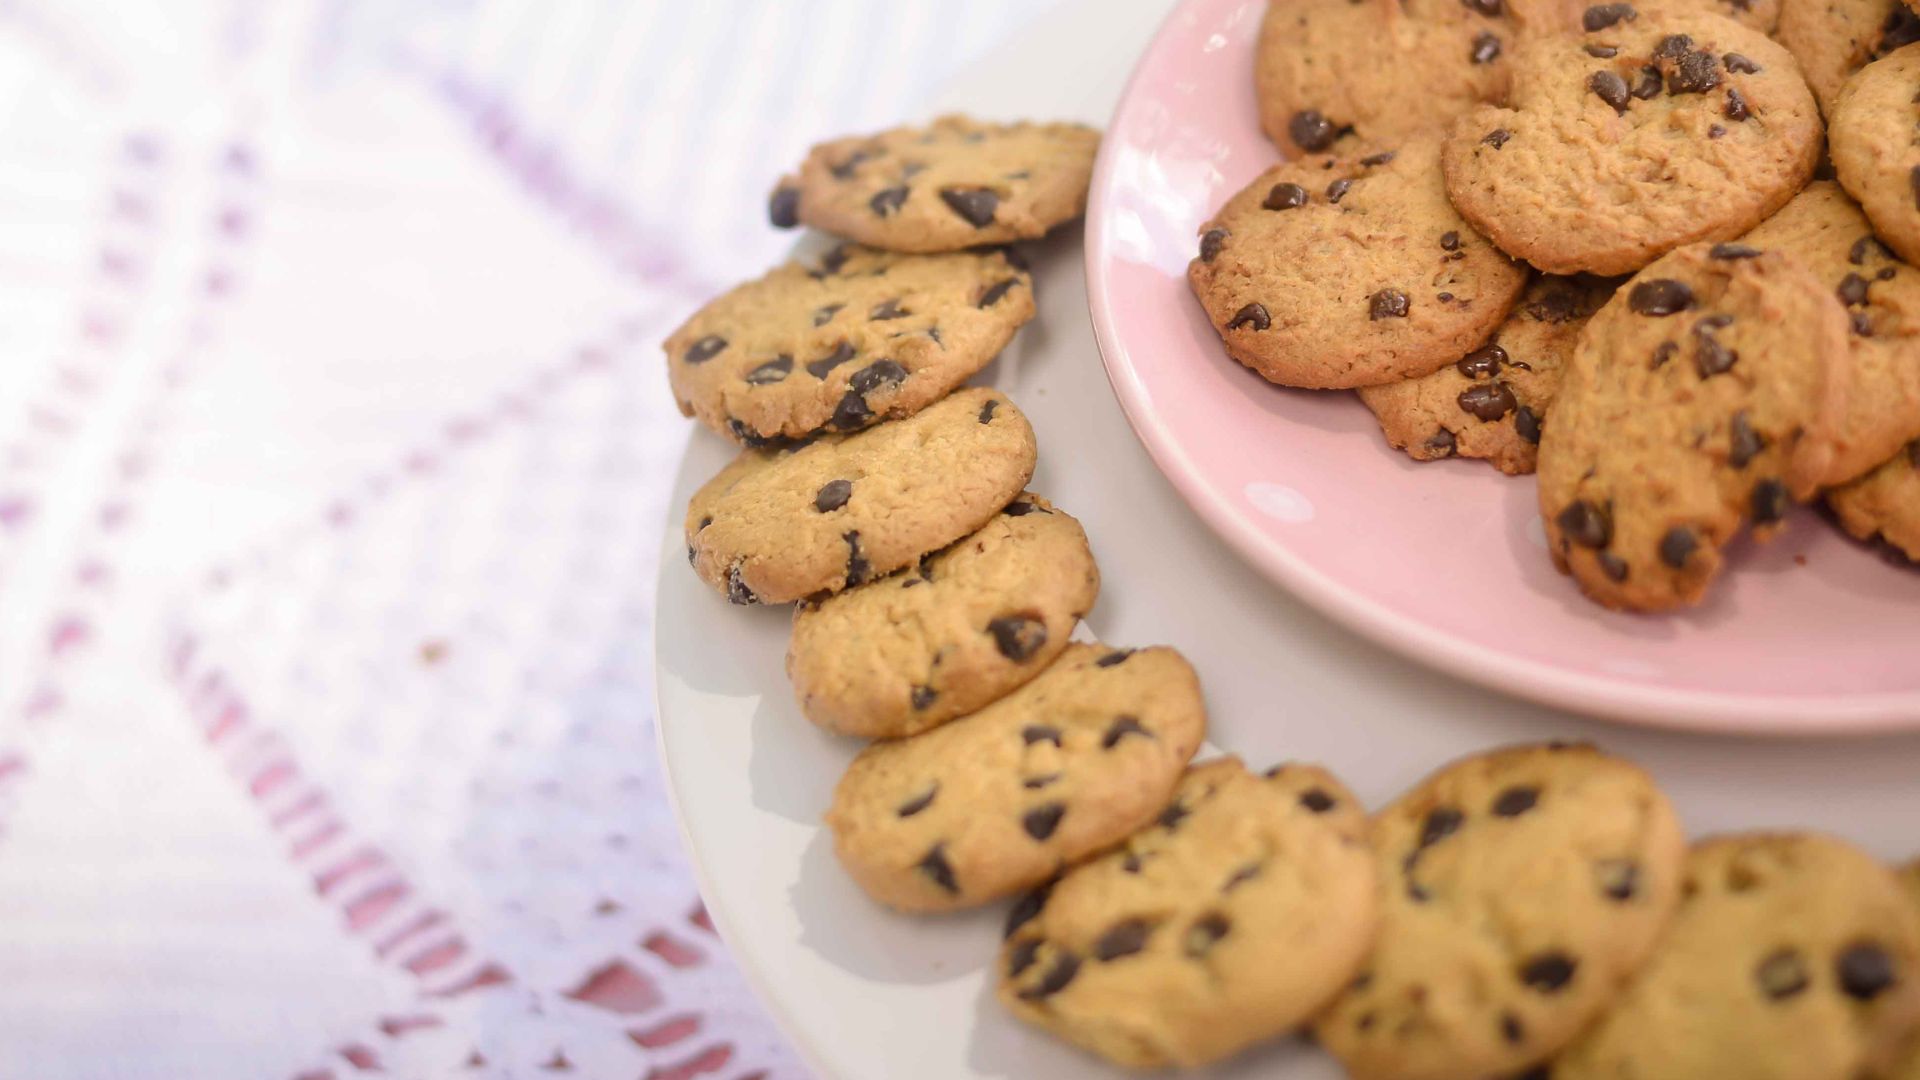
<box><xmin>0</xmin><ymin>2</ymin><xmax>1061</xmax><ymax>1075</ymax></box>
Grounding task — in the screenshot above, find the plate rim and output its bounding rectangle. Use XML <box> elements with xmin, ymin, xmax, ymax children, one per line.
<box><xmin>1081</xmin><ymin>0</ymin><xmax>1920</xmax><ymax>735</ymax></box>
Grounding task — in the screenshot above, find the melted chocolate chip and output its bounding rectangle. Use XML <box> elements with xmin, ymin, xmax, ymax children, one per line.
<box><xmin>684</xmin><ymin>335</ymin><xmax>727</xmax><ymax>364</ymax></box>
<box><xmin>1095</xmin><ymin>919</ymin><xmax>1152</xmax><ymax>961</ymax></box>
<box><xmin>1724</xmin><ymin>52</ymin><xmax>1759</xmax><ymax>74</ymax></box>
<box><xmin>869</xmin><ymin>185</ymin><xmax>909</xmax><ymax>217</ymax></box>
<box><xmin>1629</xmin><ymin>279</ymin><xmax>1694</xmax><ymax>315</ymax></box>
<box><xmin>977</xmin><ymin>277</ymin><xmax>1020</xmax><ymax>309</ymax></box>
<box><xmin>1020</xmin><ymin>952</ymin><xmax>1081</xmax><ymax>1000</ymax></box>
<box><xmin>1839</xmin><ymin>272</ymin><xmax>1871</xmax><ymax>306</ymax></box>
<box><xmin>744</xmin><ymin>355</ymin><xmax>794</xmax><ymax>385</ymax></box>
<box><xmin>1301</xmin><ymin>788</ymin><xmax>1337</xmax><ymax>813</ymax></box>
<box><xmin>806</xmin><ymin>341</ymin><xmax>856</xmax><ymax>379</ymax></box>
<box><xmin>814</xmin><ymin>479</ymin><xmax>853</xmax><ymax>512</ymax></box>
<box><xmin>1369</xmin><ymin>289</ymin><xmax>1411</xmax><ymax>320</ymax></box>
<box><xmin>1589</xmin><ymin>70</ymin><xmax>1631</xmax><ymax>113</ymax></box>
<box><xmin>843</xmin><ymin>531</ymin><xmax>870</xmax><ymax>587</ymax></box>
<box><xmin>1586</xmin><ymin>43</ymin><xmax>1618</xmax><ymax>58</ymax></box>
<box><xmin>1441</xmin><ymin>231</ymin><xmax>1462</xmax><ymax>252</ymax></box>
<box><xmin>1491</xmin><ymin>786</ymin><xmax>1539</xmax><ymax>816</ymax></box>
<box><xmin>1598</xmin><ymin>551</ymin><xmax>1629</xmax><ymax>582</ymax></box>
<box><xmin>1482</xmin><ymin>128</ymin><xmax>1512</xmax><ymax>149</ymax></box>
<box><xmin>1631</xmin><ymin>65</ymin><xmax>1663</xmax><ymax>100</ymax></box>
<box><xmin>897</xmin><ymin>786</ymin><xmax>938</xmax><ymax>817</ymax></box>
<box><xmin>1520</xmin><ymin>952</ymin><xmax>1577</xmax><ymax>992</ymax></box>
<box><xmin>1459</xmin><ymin>381</ymin><xmax>1517</xmax><ymax>421</ymax></box>
<box><xmin>1757</xmin><ymin>948</ymin><xmax>1809</xmax><ymax>1000</ymax></box>
<box><xmin>1022</xmin><ymin>725</ymin><xmax>1062</xmax><ymax>747</ymax></box>
<box><xmin>1264</xmin><ymin>182</ymin><xmax>1310</xmax><ymax>210</ymax></box>
<box><xmin>1597</xmin><ymin>859</ymin><xmax>1639</xmax><ymax>900</ymax></box>
<box><xmin>1095</xmin><ymin>649</ymin><xmax>1134</xmax><ymax>667</ymax></box>
<box><xmin>1710</xmin><ymin>243</ymin><xmax>1761</xmax><ymax>260</ymax></box>
<box><xmin>1666</xmin><ymin>50</ymin><xmax>1722</xmax><ymax>94</ymax></box>
<box><xmin>1457</xmin><ymin>344</ymin><xmax>1505</xmax><ymax>378</ymax></box>
<box><xmin>1228</xmin><ymin>302</ymin><xmax>1271</xmax><ymax>331</ymax></box>
<box><xmin>1724</xmin><ymin>87</ymin><xmax>1750</xmax><ymax>121</ymax></box>
<box><xmin>911</xmin><ymin>685</ymin><xmax>937</xmax><ymax>711</ymax></box>
<box><xmin>1326</xmin><ymin>178</ymin><xmax>1353</xmax><ymax>203</ymax></box>
<box><xmin>1185</xmin><ymin>913</ymin><xmax>1230</xmax><ymax>956</ymax></box>
<box><xmin>769</xmin><ymin>185</ymin><xmax>800</xmax><ymax>229</ymax></box>
<box><xmin>869</xmin><ymin>298</ymin><xmax>909</xmax><ymax>321</ymax></box>
<box><xmin>1582</xmin><ymin>2</ymin><xmax>1636</xmax><ymax>30</ymax></box>
<box><xmin>1838</xmin><ymin>943</ymin><xmax>1898</xmax><ymax>1000</ymax></box>
<box><xmin>1694</xmin><ymin>330</ymin><xmax>1737</xmax><ymax>378</ymax></box>
<box><xmin>1103</xmin><ymin>716</ymin><xmax>1153</xmax><ymax>749</ymax></box>
<box><xmin>1659</xmin><ymin>526</ymin><xmax>1698</xmax><ymax>568</ymax></box>
<box><xmin>1200</xmin><ymin>228</ymin><xmax>1229</xmax><ymax>262</ymax></box>
<box><xmin>1424</xmin><ymin>429</ymin><xmax>1458</xmax><ymax>457</ymax></box>
<box><xmin>1005</xmin><ymin>884</ymin><xmax>1051</xmax><ymax>939</ymax></box>
<box><xmin>1289</xmin><ymin>110</ymin><xmax>1339</xmax><ymax>151</ymax></box>
<box><xmin>1023</xmin><ymin>803</ymin><xmax>1066</xmax><ymax>841</ymax></box>
<box><xmin>849</xmin><ymin>359</ymin><xmax>907</xmax><ymax>395</ymax></box>
<box><xmin>1557</xmin><ymin>500</ymin><xmax>1612</xmax><ymax>548</ymax></box>
<box><xmin>987</xmin><ymin>615</ymin><xmax>1047</xmax><ymax>661</ymax></box>
<box><xmin>918</xmin><ymin>844</ymin><xmax>959</xmax><ymax>894</ymax></box>
<box><xmin>940</xmin><ymin>187</ymin><xmax>999</xmax><ymax>228</ymax></box>
<box><xmin>1653</xmin><ymin>33</ymin><xmax>1693</xmax><ymax>59</ymax></box>
<box><xmin>1360</xmin><ymin>150</ymin><xmax>1398</xmax><ymax>167</ymax></box>
<box><xmin>1751</xmin><ymin>479</ymin><xmax>1789</xmax><ymax>524</ymax></box>
<box><xmin>1515</xmin><ymin>406</ymin><xmax>1543</xmax><ymax>443</ymax></box>
<box><xmin>1471</xmin><ymin>31</ymin><xmax>1502</xmax><ymax>64</ymax></box>
<box><xmin>725</xmin><ymin>565</ymin><xmax>758</xmax><ymax>606</ymax></box>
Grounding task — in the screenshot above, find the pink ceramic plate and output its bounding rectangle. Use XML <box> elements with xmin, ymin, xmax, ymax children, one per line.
<box><xmin>1085</xmin><ymin>0</ymin><xmax>1920</xmax><ymax>734</ymax></box>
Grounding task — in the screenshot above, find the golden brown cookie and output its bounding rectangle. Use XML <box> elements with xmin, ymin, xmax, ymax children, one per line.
<box><xmin>1777</xmin><ymin>0</ymin><xmax>1920</xmax><ymax>117</ymax></box>
<box><xmin>1828</xmin><ymin>439</ymin><xmax>1920</xmax><ymax>561</ymax></box>
<box><xmin>1832</xmin><ymin>43</ymin><xmax>1920</xmax><ymax>272</ymax></box>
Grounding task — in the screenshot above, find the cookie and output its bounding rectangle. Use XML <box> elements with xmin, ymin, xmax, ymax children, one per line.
<box><xmin>1828</xmin><ymin>439</ymin><xmax>1920</xmax><ymax>561</ymax></box>
<box><xmin>664</xmin><ymin>244</ymin><xmax>1033</xmax><ymax>446</ymax></box>
<box><xmin>1537</xmin><ymin>244</ymin><xmax>1850</xmax><ymax>611</ymax></box>
<box><xmin>1253</xmin><ymin>0</ymin><xmax>1513</xmax><ymax>159</ymax></box>
<box><xmin>786</xmin><ymin>493</ymin><xmax>1100</xmax><ymax>739</ymax></box>
<box><xmin>1442</xmin><ymin>6</ymin><xmax>1824</xmax><ymax>276</ymax></box>
<box><xmin>1893</xmin><ymin>860</ymin><xmax>1920</xmax><ymax>1080</ymax></box>
<box><xmin>685</xmin><ymin>387</ymin><xmax>1035</xmax><ymax>606</ymax></box>
<box><xmin>1832</xmin><ymin>43</ymin><xmax>1920</xmax><ymax>273</ymax></box>
<box><xmin>1551</xmin><ymin>833</ymin><xmax>1920</xmax><ymax>1080</ymax></box>
<box><xmin>1358</xmin><ymin>275</ymin><xmax>1616</xmax><ymax>474</ymax></box>
<box><xmin>1777</xmin><ymin>0</ymin><xmax>1920</xmax><ymax>117</ymax></box>
<box><xmin>1315</xmin><ymin>743</ymin><xmax>1686</xmax><ymax>1080</ymax></box>
<box><xmin>826</xmin><ymin>643</ymin><xmax>1205</xmax><ymax>913</ymax></box>
<box><xmin>996</xmin><ymin>758</ymin><xmax>1377</xmax><ymax>1069</ymax></box>
<box><xmin>769</xmin><ymin>115</ymin><xmax>1100</xmax><ymax>254</ymax></box>
<box><xmin>1516</xmin><ymin>0</ymin><xmax>1780</xmax><ymax>34</ymax></box>
<box><xmin>1743</xmin><ymin>181</ymin><xmax>1920</xmax><ymax>484</ymax></box>
<box><xmin>1188</xmin><ymin>132</ymin><xmax>1528</xmax><ymax>389</ymax></box>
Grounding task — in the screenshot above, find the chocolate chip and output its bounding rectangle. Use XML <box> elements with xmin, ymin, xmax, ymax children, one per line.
<box><xmin>1020</xmin><ymin>952</ymin><xmax>1080</xmax><ymax>1000</ymax></box>
<box><xmin>1424</xmin><ymin>429</ymin><xmax>1458</xmax><ymax>457</ymax></box>
<box><xmin>869</xmin><ymin>298</ymin><xmax>909</xmax><ymax>321</ymax></box>
<box><xmin>1264</xmin><ymin>182</ymin><xmax>1310</xmax><ymax>210</ymax></box>
<box><xmin>1502</xmin><ymin>1013</ymin><xmax>1526</xmax><ymax>1045</ymax></box>
<box><xmin>683</xmin><ymin>335</ymin><xmax>727</xmax><ymax>364</ymax></box>
<box><xmin>1598</xmin><ymin>551</ymin><xmax>1629</xmax><ymax>582</ymax></box>
<box><xmin>806</xmin><ymin>341</ymin><xmax>856</xmax><ymax>378</ymax></box>
<box><xmin>726</xmin><ymin>565</ymin><xmax>758</xmax><ymax>606</ymax></box>
<box><xmin>1095</xmin><ymin>919</ymin><xmax>1151</xmax><ymax>961</ymax></box>
<box><xmin>769</xmin><ymin>185</ymin><xmax>800</xmax><ymax>228</ymax></box>
<box><xmin>1659</xmin><ymin>526</ymin><xmax>1698</xmax><ymax>568</ymax></box>
<box><xmin>1710</xmin><ymin>243</ymin><xmax>1761</xmax><ymax>260</ymax></box>
<box><xmin>843</xmin><ymin>531</ymin><xmax>869</xmax><ymax>587</ymax></box>
<box><xmin>1228</xmin><ymin>302</ymin><xmax>1271</xmax><ymax>331</ymax></box>
<box><xmin>1491</xmin><ymin>786</ymin><xmax>1539</xmax><ymax>816</ymax></box>
<box><xmin>1582</xmin><ymin>2</ymin><xmax>1636</xmax><ymax>29</ymax></box>
<box><xmin>1838</xmin><ymin>943</ymin><xmax>1898</xmax><ymax>1000</ymax></box>
<box><xmin>870</xmin><ymin>185</ymin><xmax>909</xmax><ymax>217</ymax></box>
<box><xmin>1185</xmin><ymin>913</ymin><xmax>1230</xmax><ymax>956</ymax></box>
<box><xmin>1482</xmin><ymin>128</ymin><xmax>1511</xmax><ymax>149</ymax></box>
<box><xmin>1631</xmin><ymin>65</ymin><xmax>1663</xmax><ymax>100</ymax></box>
<box><xmin>1462</xmin><ymin>0</ymin><xmax>1503</xmax><ymax>14</ymax></box>
<box><xmin>940</xmin><ymin>187</ymin><xmax>999</xmax><ymax>228</ymax></box>
<box><xmin>1003</xmin><ymin>498</ymin><xmax>1045</xmax><ymax>516</ymax></box>
<box><xmin>742</xmin><ymin>355</ymin><xmax>791</xmax><ymax>385</ymax></box>
<box><xmin>1326</xmin><ymin>178</ymin><xmax>1353</xmax><ymax>203</ymax></box>
<box><xmin>830</xmin><ymin>149</ymin><xmax>875</xmax><ymax>179</ymax></box>
<box><xmin>1459</xmin><ymin>381</ymin><xmax>1517</xmax><ymax>421</ymax></box>
<box><xmin>814</xmin><ymin>479</ymin><xmax>852</xmax><ymax>512</ymax></box>
<box><xmin>1200</xmin><ymin>228</ymin><xmax>1229</xmax><ymax>262</ymax></box>
<box><xmin>1022</xmin><ymin>774</ymin><xmax>1061</xmax><ymax>790</ymax></box>
<box><xmin>1520</xmin><ymin>952</ymin><xmax>1577</xmax><ymax>992</ymax></box>
<box><xmin>1652</xmin><ymin>33</ymin><xmax>1693</xmax><ymax>59</ymax></box>
<box><xmin>1756</xmin><ymin>948</ymin><xmax>1809</xmax><ymax>1000</ymax></box>
<box><xmin>1708</xmin><ymin>124</ymin><xmax>1727</xmax><ymax>138</ymax></box>
<box><xmin>1360</xmin><ymin>150</ymin><xmax>1398</xmax><ymax>167</ymax></box>
<box><xmin>1095</xmin><ymin>649</ymin><xmax>1134</xmax><ymax>667</ymax></box>
<box><xmin>1557</xmin><ymin>500</ymin><xmax>1612</xmax><ymax>548</ymax></box>
<box><xmin>1597</xmin><ymin>859</ymin><xmax>1639</xmax><ymax>900</ymax></box>
<box><xmin>1022</xmin><ymin>725</ymin><xmax>1061</xmax><ymax>747</ymax></box>
<box><xmin>849</xmin><ymin>359</ymin><xmax>907</xmax><ymax>395</ymax></box>
<box><xmin>1157</xmin><ymin>802</ymin><xmax>1189</xmax><ymax>829</ymax></box>
<box><xmin>1911</xmin><ymin>165</ymin><xmax>1920</xmax><ymax>212</ymax></box>
<box><xmin>911</xmin><ymin>685</ymin><xmax>937</xmax><ymax>711</ymax></box>
<box><xmin>1666</xmin><ymin>50</ymin><xmax>1721</xmax><ymax>95</ymax></box>
<box><xmin>1585</xmin><ymin>43</ymin><xmax>1619</xmax><ymax>57</ymax></box>
<box><xmin>1839</xmin><ymin>272</ymin><xmax>1871</xmax><ymax>306</ymax></box>
<box><xmin>816</xmin><ymin>244</ymin><xmax>851</xmax><ymax>276</ymax></box>
<box><xmin>1420</xmin><ymin>806</ymin><xmax>1464</xmax><ymax>849</ymax></box>
<box><xmin>1751</xmin><ymin>479</ymin><xmax>1789</xmax><ymax>524</ymax></box>
<box><xmin>1223</xmin><ymin>863</ymin><xmax>1262</xmax><ymax>891</ymax></box>
<box><xmin>1005</xmin><ymin>884</ymin><xmax>1051</xmax><ymax>939</ymax></box>
<box><xmin>1629</xmin><ymin>279</ymin><xmax>1693</xmax><ymax>315</ymax></box>
<box><xmin>1456</xmin><ymin>344</ymin><xmax>1504</xmax><ymax>379</ymax></box>
<box><xmin>987</xmin><ymin>615</ymin><xmax>1046</xmax><ymax>661</ymax></box>
<box><xmin>1023</xmin><ymin>803</ymin><xmax>1066</xmax><ymax>841</ymax></box>
<box><xmin>812</xmin><ymin>304</ymin><xmax>844</xmax><ymax>328</ymax></box>
<box><xmin>1301</xmin><ymin>788</ymin><xmax>1337</xmax><ymax>813</ymax></box>
<box><xmin>1589</xmin><ymin>70</ymin><xmax>1631</xmax><ymax>113</ymax></box>
<box><xmin>1724</xmin><ymin>87</ymin><xmax>1749</xmax><ymax>120</ymax></box>
<box><xmin>1854</xmin><ymin>311</ymin><xmax>1875</xmax><ymax>336</ymax></box>
<box><xmin>1724</xmin><ymin>52</ymin><xmax>1759</xmax><ymax>74</ymax></box>
<box><xmin>1007</xmin><ymin>937</ymin><xmax>1041</xmax><ymax>977</ymax></box>
<box><xmin>1103</xmin><ymin>716</ymin><xmax>1152</xmax><ymax>749</ymax></box>
<box><xmin>1289</xmin><ymin>110</ymin><xmax>1338</xmax><ymax>151</ymax></box>
<box><xmin>918</xmin><ymin>844</ymin><xmax>959</xmax><ymax>894</ymax></box>
<box><xmin>897</xmin><ymin>785</ymin><xmax>938</xmax><ymax>817</ymax></box>
<box><xmin>1471</xmin><ymin>31</ymin><xmax>1502</xmax><ymax>63</ymax></box>
<box><xmin>1694</xmin><ymin>330</ymin><xmax>1737</xmax><ymax>378</ymax></box>
<box><xmin>1882</xmin><ymin>6</ymin><xmax>1920</xmax><ymax>56</ymax></box>
<box><xmin>1440</xmin><ymin>230</ymin><xmax>1462</xmax><ymax>252</ymax></box>
<box><xmin>1369</xmin><ymin>289</ymin><xmax>1410</xmax><ymax>319</ymax></box>
<box><xmin>1515</xmin><ymin>406</ymin><xmax>1542</xmax><ymax>443</ymax></box>
<box><xmin>1854</xmin><ymin>236</ymin><xmax>1886</xmax><ymax>266</ymax></box>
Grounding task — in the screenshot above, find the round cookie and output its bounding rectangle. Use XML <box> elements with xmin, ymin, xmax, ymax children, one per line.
<box><xmin>1828</xmin><ymin>439</ymin><xmax>1920</xmax><ymax>561</ymax></box>
<box><xmin>826</xmin><ymin>644</ymin><xmax>1205</xmax><ymax>914</ymax></box>
<box><xmin>1550</xmin><ymin>833</ymin><xmax>1920</xmax><ymax>1080</ymax></box>
<box><xmin>1833</xmin><ymin>43</ymin><xmax>1920</xmax><ymax>273</ymax></box>
<box><xmin>685</xmin><ymin>387</ymin><xmax>1035</xmax><ymax>606</ymax></box>
<box><xmin>1314</xmin><ymin>743</ymin><xmax>1686</xmax><ymax>1080</ymax></box>
<box><xmin>769</xmin><ymin>115</ymin><xmax>1100</xmax><ymax>254</ymax></box>
<box><xmin>786</xmin><ymin>493</ymin><xmax>1101</xmax><ymax>739</ymax></box>
<box><xmin>1442</xmin><ymin>5</ymin><xmax>1824</xmax><ymax>276</ymax></box>
<box><xmin>664</xmin><ymin>243</ymin><xmax>1033</xmax><ymax>447</ymax></box>
<box><xmin>1253</xmin><ymin>0</ymin><xmax>1513</xmax><ymax>159</ymax></box>
<box><xmin>1743</xmin><ymin>181</ymin><xmax>1920</xmax><ymax>484</ymax></box>
<box><xmin>1537</xmin><ymin>244</ymin><xmax>1851</xmax><ymax>612</ymax></box>
<box><xmin>1358</xmin><ymin>275</ymin><xmax>1617</xmax><ymax>474</ymax></box>
<box><xmin>1777</xmin><ymin>0</ymin><xmax>1920</xmax><ymax>117</ymax></box>
<box><xmin>1188</xmin><ymin>132</ymin><xmax>1528</xmax><ymax>389</ymax></box>
<box><xmin>997</xmin><ymin>757</ymin><xmax>1378</xmax><ymax>1069</ymax></box>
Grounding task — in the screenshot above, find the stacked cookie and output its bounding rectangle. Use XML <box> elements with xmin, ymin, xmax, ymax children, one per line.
<box><xmin>1199</xmin><ymin>0</ymin><xmax>1920</xmax><ymax>611</ymax></box>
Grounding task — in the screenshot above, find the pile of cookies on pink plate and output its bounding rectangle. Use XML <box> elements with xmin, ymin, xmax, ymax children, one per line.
<box><xmin>1193</xmin><ymin>0</ymin><xmax>1920</xmax><ymax>613</ymax></box>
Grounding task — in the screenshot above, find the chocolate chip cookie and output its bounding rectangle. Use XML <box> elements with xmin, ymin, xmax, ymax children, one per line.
<box><xmin>1517</xmin><ymin>0</ymin><xmax>1780</xmax><ymax>34</ymax></box>
<box><xmin>997</xmin><ymin>758</ymin><xmax>1377</xmax><ymax>1069</ymax></box>
<box><xmin>1188</xmin><ymin>132</ymin><xmax>1528</xmax><ymax>389</ymax></box>
<box><xmin>826</xmin><ymin>644</ymin><xmax>1205</xmax><ymax>913</ymax></box>
<box><xmin>1358</xmin><ymin>275</ymin><xmax>1617</xmax><ymax>474</ymax></box>
<box><xmin>664</xmin><ymin>243</ymin><xmax>1033</xmax><ymax>446</ymax></box>
<box><xmin>1552</xmin><ymin>833</ymin><xmax>1920</xmax><ymax>1080</ymax></box>
<box><xmin>1743</xmin><ymin>181</ymin><xmax>1920</xmax><ymax>484</ymax></box>
<box><xmin>1254</xmin><ymin>0</ymin><xmax>1513</xmax><ymax>159</ymax></box>
<box><xmin>1778</xmin><ymin>0</ymin><xmax>1920</xmax><ymax>117</ymax></box>
<box><xmin>1828</xmin><ymin>439</ymin><xmax>1920</xmax><ymax>561</ymax></box>
<box><xmin>1537</xmin><ymin>244</ymin><xmax>1851</xmax><ymax>611</ymax></box>
<box><xmin>770</xmin><ymin>115</ymin><xmax>1100</xmax><ymax>253</ymax></box>
<box><xmin>786</xmin><ymin>493</ymin><xmax>1100</xmax><ymax>739</ymax></box>
<box><xmin>685</xmin><ymin>387</ymin><xmax>1035</xmax><ymax>606</ymax></box>
<box><xmin>1315</xmin><ymin>743</ymin><xmax>1686</xmax><ymax>1080</ymax></box>
<box><xmin>1832</xmin><ymin>43</ymin><xmax>1920</xmax><ymax>271</ymax></box>
<box><xmin>1443</xmin><ymin>6</ymin><xmax>1824</xmax><ymax>275</ymax></box>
